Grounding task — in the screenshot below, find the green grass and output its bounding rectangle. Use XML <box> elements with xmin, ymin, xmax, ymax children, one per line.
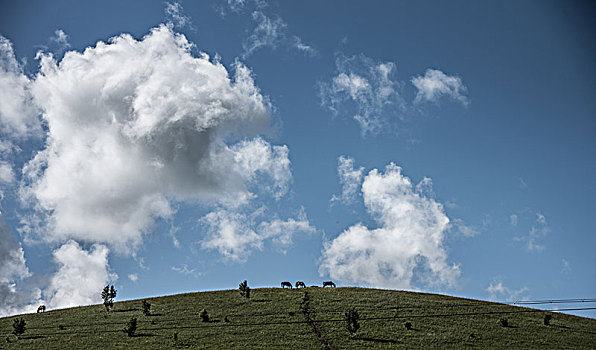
<box><xmin>1</xmin><ymin>287</ymin><xmax>594</xmax><ymax>349</ymax></box>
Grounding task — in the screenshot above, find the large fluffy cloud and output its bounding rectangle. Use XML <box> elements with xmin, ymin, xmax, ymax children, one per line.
<box><xmin>320</xmin><ymin>159</ymin><xmax>460</xmax><ymax>289</ymax></box>
<box><xmin>45</xmin><ymin>241</ymin><xmax>115</xmax><ymax>309</ymax></box>
<box><xmin>0</xmin><ymin>35</ymin><xmax>41</xmax><ymax>138</ymax></box>
<box><xmin>19</xmin><ymin>25</ymin><xmax>291</xmax><ymax>252</ymax></box>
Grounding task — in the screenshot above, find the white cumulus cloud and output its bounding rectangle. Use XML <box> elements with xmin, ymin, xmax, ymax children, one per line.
<box><xmin>201</xmin><ymin>207</ymin><xmax>315</xmax><ymax>261</ymax></box>
<box><xmin>0</xmin><ymin>161</ymin><xmax>15</xmax><ymax>183</ymax></box>
<box><xmin>45</xmin><ymin>240</ymin><xmax>115</xmax><ymax>310</ymax></box>
<box><xmin>320</xmin><ymin>161</ymin><xmax>460</xmax><ymax>289</ymax></box>
<box><xmin>0</xmin><ymin>35</ymin><xmax>41</xmax><ymax>138</ymax></box>
<box><xmin>411</xmin><ymin>69</ymin><xmax>469</xmax><ymax>106</ymax></box>
<box><xmin>19</xmin><ymin>25</ymin><xmax>290</xmax><ymax>253</ymax></box>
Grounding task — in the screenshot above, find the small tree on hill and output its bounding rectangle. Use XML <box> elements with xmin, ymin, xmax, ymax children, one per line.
<box><xmin>123</xmin><ymin>317</ymin><xmax>137</xmax><ymax>337</ymax></box>
<box><xmin>12</xmin><ymin>318</ymin><xmax>26</xmax><ymax>336</ymax></box>
<box><xmin>101</xmin><ymin>284</ymin><xmax>117</xmax><ymax>311</ymax></box>
<box><xmin>239</xmin><ymin>280</ymin><xmax>250</xmax><ymax>300</ymax></box>
<box><xmin>200</xmin><ymin>308</ymin><xmax>210</xmax><ymax>322</ymax></box>
<box><xmin>345</xmin><ymin>307</ymin><xmax>360</xmax><ymax>338</ymax></box>
<box><xmin>142</xmin><ymin>300</ymin><xmax>151</xmax><ymax>316</ymax></box>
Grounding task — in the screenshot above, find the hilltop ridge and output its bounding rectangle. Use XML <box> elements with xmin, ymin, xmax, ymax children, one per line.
<box><xmin>1</xmin><ymin>287</ymin><xmax>595</xmax><ymax>349</ymax></box>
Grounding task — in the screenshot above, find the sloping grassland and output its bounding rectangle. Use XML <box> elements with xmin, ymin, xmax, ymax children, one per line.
<box><xmin>1</xmin><ymin>287</ymin><xmax>594</xmax><ymax>349</ymax></box>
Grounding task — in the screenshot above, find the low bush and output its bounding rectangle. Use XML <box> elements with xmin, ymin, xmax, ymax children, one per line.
<box><xmin>200</xmin><ymin>309</ymin><xmax>209</xmax><ymax>322</ymax></box>
<box><xmin>499</xmin><ymin>318</ymin><xmax>509</xmax><ymax>327</ymax></box>
<box><xmin>123</xmin><ymin>317</ymin><xmax>137</xmax><ymax>337</ymax></box>
<box><xmin>142</xmin><ymin>300</ymin><xmax>151</xmax><ymax>316</ymax></box>
<box><xmin>12</xmin><ymin>318</ymin><xmax>26</xmax><ymax>336</ymax></box>
<box><xmin>345</xmin><ymin>307</ymin><xmax>360</xmax><ymax>338</ymax></box>
<box><xmin>544</xmin><ymin>314</ymin><xmax>552</xmax><ymax>325</ymax></box>
<box><xmin>405</xmin><ymin>321</ymin><xmax>412</xmax><ymax>330</ymax></box>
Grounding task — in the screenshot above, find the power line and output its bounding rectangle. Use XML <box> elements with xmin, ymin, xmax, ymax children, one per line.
<box><xmin>511</xmin><ymin>298</ymin><xmax>596</xmax><ymax>305</ymax></box>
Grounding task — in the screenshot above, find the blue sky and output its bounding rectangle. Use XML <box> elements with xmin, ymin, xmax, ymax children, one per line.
<box><xmin>0</xmin><ymin>0</ymin><xmax>594</xmax><ymax>318</ymax></box>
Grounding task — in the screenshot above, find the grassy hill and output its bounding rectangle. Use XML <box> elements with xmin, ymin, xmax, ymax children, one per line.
<box><xmin>1</xmin><ymin>287</ymin><xmax>594</xmax><ymax>349</ymax></box>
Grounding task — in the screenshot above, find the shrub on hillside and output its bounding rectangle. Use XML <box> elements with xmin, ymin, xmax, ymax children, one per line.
<box><xmin>544</xmin><ymin>314</ymin><xmax>552</xmax><ymax>325</ymax></box>
<box><xmin>142</xmin><ymin>300</ymin><xmax>151</xmax><ymax>316</ymax></box>
<box><xmin>123</xmin><ymin>317</ymin><xmax>137</xmax><ymax>337</ymax></box>
<box><xmin>12</xmin><ymin>318</ymin><xmax>26</xmax><ymax>336</ymax></box>
<box><xmin>200</xmin><ymin>309</ymin><xmax>210</xmax><ymax>322</ymax></box>
<box><xmin>404</xmin><ymin>321</ymin><xmax>412</xmax><ymax>330</ymax></box>
<box><xmin>345</xmin><ymin>307</ymin><xmax>360</xmax><ymax>338</ymax></box>
<box><xmin>499</xmin><ymin>318</ymin><xmax>509</xmax><ymax>327</ymax></box>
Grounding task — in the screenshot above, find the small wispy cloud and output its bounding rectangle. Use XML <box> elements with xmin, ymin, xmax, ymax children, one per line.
<box><xmin>165</xmin><ymin>1</ymin><xmax>195</xmax><ymax>31</ymax></box>
<box><xmin>560</xmin><ymin>259</ymin><xmax>571</xmax><ymax>275</ymax></box>
<box><xmin>511</xmin><ymin>210</ymin><xmax>549</xmax><ymax>251</ymax></box>
<box><xmin>291</xmin><ymin>35</ymin><xmax>317</xmax><ymax>57</ymax></box>
<box><xmin>510</xmin><ymin>214</ymin><xmax>518</xmax><ymax>226</ymax></box>
<box><xmin>486</xmin><ymin>279</ymin><xmax>529</xmax><ymax>302</ymax></box>
<box><xmin>330</xmin><ymin>155</ymin><xmax>364</xmax><ymax>205</ymax></box>
<box><xmin>241</xmin><ymin>11</ymin><xmax>316</xmax><ymax>58</ymax></box>
<box><xmin>411</xmin><ymin>69</ymin><xmax>469</xmax><ymax>106</ymax></box>
<box><xmin>527</xmin><ymin>213</ymin><xmax>548</xmax><ymax>251</ymax></box>
<box><xmin>46</xmin><ymin>29</ymin><xmax>71</xmax><ymax>55</ymax></box>
<box><xmin>242</xmin><ymin>11</ymin><xmax>286</xmax><ymax>58</ymax></box>
<box><xmin>171</xmin><ymin>264</ymin><xmax>201</xmax><ymax>277</ymax></box>
<box><xmin>451</xmin><ymin>218</ymin><xmax>478</xmax><ymax>237</ymax></box>
<box><xmin>216</xmin><ymin>0</ymin><xmax>267</xmax><ymax>16</ymax></box>
<box><xmin>319</xmin><ymin>54</ymin><xmax>405</xmax><ymax>136</ymax></box>
<box><xmin>128</xmin><ymin>273</ymin><xmax>138</xmax><ymax>282</ymax></box>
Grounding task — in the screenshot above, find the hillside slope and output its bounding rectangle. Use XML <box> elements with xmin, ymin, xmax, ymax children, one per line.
<box><xmin>1</xmin><ymin>287</ymin><xmax>594</xmax><ymax>349</ymax></box>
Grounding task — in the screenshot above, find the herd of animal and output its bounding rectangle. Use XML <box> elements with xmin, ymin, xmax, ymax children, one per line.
<box><xmin>281</xmin><ymin>280</ymin><xmax>336</xmax><ymax>289</ymax></box>
<box><xmin>33</xmin><ymin>281</ymin><xmax>337</xmax><ymax>314</ymax></box>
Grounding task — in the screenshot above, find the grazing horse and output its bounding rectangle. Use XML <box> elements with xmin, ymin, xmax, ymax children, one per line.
<box><xmin>323</xmin><ymin>281</ymin><xmax>336</xmax><ymax>288</ymax></box>
<box><xmin>37</xmin><ymin>305</ymin><xmax>46</xmax><ymax>313</ymax></box>
<box><xmin>295</xmin><ymin>281</ymin><xmax>306</xmax><ymax>288</ymax></box>
<box><xmin>281</xmin><ymin>281</ymin><xmax>293</xmax><ymax>289</ymax></box>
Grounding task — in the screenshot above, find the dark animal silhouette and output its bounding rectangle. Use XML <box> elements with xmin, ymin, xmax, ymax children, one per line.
<box><xmin>37</xmin><ymin>305</ymin><xmax>46</xmax><ymax>313</ymax></box>
<box><xmin>281</xmin><ymin>281</ymin><xmax>293</xmax><ymax>289</ymax></box>
<box><xmin>295</xmin><ymin>281</ymin><xmax>306</xmax><ymax>288</ymax></box>
<box><xmin>323</xmin><ymin>281</ymin><xmax>336</xmax><ymax>288</ymax></box>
